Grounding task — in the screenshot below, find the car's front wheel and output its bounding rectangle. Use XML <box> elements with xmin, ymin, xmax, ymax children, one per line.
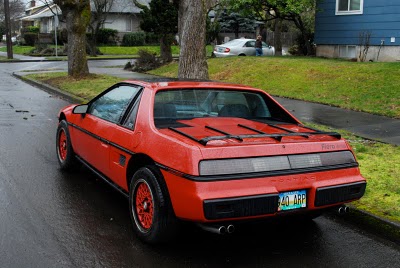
<box><xmin>129</xmin><ymin>166</ymin><xmax>177</xmax><ymax>244</ymax></box>
<box><xmin>56</xmin><ymin>120</ymin><xmax>79</xmax><ymax>171</ymax></box>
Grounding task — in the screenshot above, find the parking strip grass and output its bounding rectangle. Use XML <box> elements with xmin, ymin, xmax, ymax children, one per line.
<box><xmin>24</xmin><ymin>71</ymin><xmax>400</xmax><ymax>225</ymax></box>
<box><xmin>1</xmin><ymin>45</ymin><xmax>215</xmax><ymax>59</ymax></box>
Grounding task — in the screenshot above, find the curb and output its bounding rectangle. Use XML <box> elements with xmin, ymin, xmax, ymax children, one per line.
<box><xmin>2</xmin><ymin>57</ymin><xmax>132</xmax><ymax>63</ymax></box>
<box><xmin>12</xmin><ymin>71</ymin><xmax>400</xmax><ymax>245</ymax></box>
<box><xmin>12</xmin><ymin>72</ymin><xmax>87</xmax><ymax>104</ymax></box>
<box><xmin>331</xmin><ymin>206</ymin><xmax>400</xmax><ymax>245</ymax></box>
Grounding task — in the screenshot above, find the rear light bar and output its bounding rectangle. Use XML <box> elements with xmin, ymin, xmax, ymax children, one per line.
<box><xmin>199</xmin><ymin>151</ymin><xmax>357</xmax><ymax>176</ymax></box>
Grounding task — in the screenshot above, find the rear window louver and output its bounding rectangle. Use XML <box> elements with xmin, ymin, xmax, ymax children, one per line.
<box><xmin>168</xmin><ymin>124</ymin><xmax>341</xmax><ymax>146</ymax></box>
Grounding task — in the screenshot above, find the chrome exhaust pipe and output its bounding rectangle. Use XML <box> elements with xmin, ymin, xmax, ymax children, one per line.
<box><xmin>338</xmin><ymin>206</ymin><xmax>345</xmax><ymax>214</ymax></box>
<box><xmin>197</xmin><ymin>224</ymin><xmax>227</xmax><ymax>235</ymax></box>
<box><xmin>227</xmin><ymin>224</ymin><xmax>235</xmax><ymax>234</ymax></box>
<box><xmin>337</xmin><ymin>205</ymin><xmax>349</xmax><ymax>214</ymax></box>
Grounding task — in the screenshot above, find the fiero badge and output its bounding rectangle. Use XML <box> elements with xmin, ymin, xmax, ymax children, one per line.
<box><xmin>321</xmin><ymin>143</ymin><xmax>347</xmax><ymax>150</ymax></box>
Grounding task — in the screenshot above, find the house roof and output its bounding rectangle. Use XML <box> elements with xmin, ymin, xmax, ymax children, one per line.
<box><xmin>21</xmin><ymin>4</ymin><xmax>60</xmax><ymax>21</ymax></box>
<box><xmin>20</xmin><ymin>0</ymin><xmax>150</xmax><ymax>21</ymax></box>
<box><xmin>107</xmin><ymin>0</ymin><xmax>149</xmax><ymax>13</ymax></box>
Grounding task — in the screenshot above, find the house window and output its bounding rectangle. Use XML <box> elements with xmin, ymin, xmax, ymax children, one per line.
<box><xmin>336</xmin><ymin>0</ymin><xmax>363</xmax><ymax>15</ymax></box>
<box><xmin>339</xmin><ymin>45</ymin><xmax>356</xmax><ymax>58</ymax></box>
<box><xmin>126</xmin><ymin>18</ymin><xmax>132</xmax><ymax>32</ymax></box>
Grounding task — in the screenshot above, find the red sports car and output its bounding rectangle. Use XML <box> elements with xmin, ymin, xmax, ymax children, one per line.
<box><xmin>56</xmin><ymin>79</ymin><xmax>366</xmax><ymax>244</ymax></box>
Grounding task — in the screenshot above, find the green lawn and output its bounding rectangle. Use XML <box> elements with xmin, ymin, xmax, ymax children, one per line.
<box><xmin>0</xmin><ymin>45</ymin><xmax>34</xmax><ymax>55</ymax></box>
<box><xmin>23</xmin><ymin>71</ymin><xmax>400</xmax><ymax>224</ymax></box>
<box><xmin>149</xmin><ymin>57</ymin><xmax>400</xmax><ymax>118</ymax></box>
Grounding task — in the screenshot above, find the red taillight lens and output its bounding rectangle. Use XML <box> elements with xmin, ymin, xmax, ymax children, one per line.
<box><xmin>224</xmin><ymin>48</ymin><xmax>230</xmax><ymax>53</ymax></box>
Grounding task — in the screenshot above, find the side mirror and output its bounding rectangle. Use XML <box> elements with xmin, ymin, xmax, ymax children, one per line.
<box><xmin>73</xmin><ymin>104</ymin><xmax>89</xmax><ymax>114</ymax></box>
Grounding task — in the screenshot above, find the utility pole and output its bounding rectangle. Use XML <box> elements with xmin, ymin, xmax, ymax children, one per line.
<box><xmin>4</xmin><ymin>0</ymin><xmax>13</xmax><ymax>59</ymax></box>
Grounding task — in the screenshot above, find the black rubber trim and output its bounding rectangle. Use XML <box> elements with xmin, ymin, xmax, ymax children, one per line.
<box><xmin>75</xmin><ymin>155</ymin><xmax>129</xmax><ymax>198</ymax></box>
<box><xmin>68</xmin><ymin>122</ymin><xmax>136</xmax><ymax>156</ymax></box>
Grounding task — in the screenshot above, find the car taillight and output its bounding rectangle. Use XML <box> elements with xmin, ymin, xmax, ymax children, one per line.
<box><xmin>224</xmin><ymin>48</ymin><xmax>230</xmax><ymax>53</ymax></box>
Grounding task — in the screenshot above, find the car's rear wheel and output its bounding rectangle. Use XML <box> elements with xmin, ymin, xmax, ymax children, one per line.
<box><xmin>129</xmin><ymin>166</ymin><xmax>177</xmax><ymax>244</ymax></box>
<box><xmin>56</xmin><ymin>120</ymin><xmax>79</xmax><ymax>171</ymax></box>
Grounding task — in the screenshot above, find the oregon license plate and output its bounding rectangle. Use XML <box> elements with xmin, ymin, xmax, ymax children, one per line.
<box><xmin>278</xmin><ymin>190</ymin><xmax>307</xmax><ymax>211</ymax></box>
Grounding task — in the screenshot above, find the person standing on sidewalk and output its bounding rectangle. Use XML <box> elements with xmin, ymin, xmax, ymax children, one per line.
<box><xmin>255</xmin><ymin>35</ymin><xmax>263</xmax><ymax>56</ymax></box>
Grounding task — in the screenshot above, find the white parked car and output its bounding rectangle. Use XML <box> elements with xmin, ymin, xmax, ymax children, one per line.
<box><xmin>213</xmin><ymin>39</ymin><xmax>275</xmax><ymax>57</ymax></box>
<box><xmin>2</xmin><ymin>35</ymin><xmax>17</xmax><ymax>43</ymax></box>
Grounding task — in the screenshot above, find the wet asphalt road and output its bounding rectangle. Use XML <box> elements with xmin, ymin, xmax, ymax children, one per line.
<box><xmin>1</xmin><ymin>62</ymin><xmax>400</xmax><ymax>267</ymax></box>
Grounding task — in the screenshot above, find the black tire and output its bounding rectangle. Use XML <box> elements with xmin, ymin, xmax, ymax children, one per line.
<box><xmin>129</xmin><ymin>166</ymin><xmax>177</xmax><ymax>244</ymax></box>
<box><xmin>56</xmin><ymin>120</ymin><xmax>79</xmax><ymax>171</ymax></box>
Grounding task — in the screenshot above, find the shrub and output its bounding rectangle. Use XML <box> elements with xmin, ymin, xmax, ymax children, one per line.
<box><xmin>97</xmin><ymin>28</ymin><xmax>118</xmax><ymax>45</ymax></box>
<box><xmin>122</xmin><ymin>32</ymin><xmax>146</xmax><ymax>46</ymax></box>
<box><xmin>145</xmin><ymin>32</ymin><xmax>160</xmax><ymax>45</ymax></box>
<box><xmin>23</xmin><ymin>32</ymin><xmax>38</xmax><ymax>46</ymax></box>
<box><xmin>131</xmin><ymin>49</ymin><xmax>162</xmax><ymax>72</ymax></box>
<box><xmin>26</xmin><ymin>26</ymin><xmax>40</xmax><ymax>33</ymax></box>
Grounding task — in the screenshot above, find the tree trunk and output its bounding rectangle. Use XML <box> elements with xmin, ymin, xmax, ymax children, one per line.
<box><xmin>63</xmin><ymin>3</ymin><xmax>90</xmax><ymax>78</ymax></box>
<box><xmin>87</xmin><ymin>30</ymin><xmax>98</xmax><ymax>57</ymax></box>
<box><xmin>160</xmin><ymin>34</ymin><xmax>173</xmax><ymax>63</ymax></box>
<box><xmin>292</xmin><ymin>15</ymin><xmax>313</xmax><ymax>56</ymax></box>
<box><xmin>273</xmin><ymin>18</ymin><xmax>283</xmax><ymax>56</ymax></box>
<box><xmin>178</xmin><ymin>0</ymin><xmax>208</xmax><ymax>79</ymax></box>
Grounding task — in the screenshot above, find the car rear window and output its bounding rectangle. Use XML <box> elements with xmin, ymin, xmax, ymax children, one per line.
<box><xmin>153</xmin><ymin>89</ymin><xmax>296</xmax><ymax>128</ymax></box>
<box><xmin>221</xmin><ymin>39</ymin><xmax>243</xmax><ymax>46</ymax></box>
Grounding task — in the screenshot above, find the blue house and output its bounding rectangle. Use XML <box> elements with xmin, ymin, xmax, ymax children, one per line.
<box><xmin>315</xmin><ymin>0</ymin><xmax>400</xmax><ymax>61</ymax></box>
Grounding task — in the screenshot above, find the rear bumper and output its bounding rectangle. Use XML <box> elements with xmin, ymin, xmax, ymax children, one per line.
<box><xmin>213</xmin><ymin>52</ymin><xmax>235</xmax><ymax>57</ymax></box>
<box><xmin>162</xmin><ymin>167</ymin><xmax>366</xmax><ymax>222</ymax></box>
<box><xmin>203</xmin><ymin>181</ymin><xmax>366</xmax><ymax>220</ymax></box>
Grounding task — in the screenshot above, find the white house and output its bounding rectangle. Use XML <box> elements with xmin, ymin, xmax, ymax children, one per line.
<box><xmin>20</xmin><ymin>0</ymin><xmax>150</xmax><ymax>38</ymax></box>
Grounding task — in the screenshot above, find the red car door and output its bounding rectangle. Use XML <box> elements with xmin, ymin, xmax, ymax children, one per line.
<box><xmin>107</xmin><ymin>94</ymin><xmax>143</xmax><ymax>190</ymax></box>
<box><xmin>72</xmin><ymin>84</ymin><xmax>142</xmax><ymax>179</ymax></box>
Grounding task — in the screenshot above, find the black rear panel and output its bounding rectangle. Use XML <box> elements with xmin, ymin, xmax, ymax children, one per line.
<box><xmin>315</xmin><ymin>182</ymin><xmax>366</xmax><ymax>207</ymax></box>
<box><xmin>204</xmin><ymin>194</ymin><xmax>279</xmax><ymax>220</ymax></box>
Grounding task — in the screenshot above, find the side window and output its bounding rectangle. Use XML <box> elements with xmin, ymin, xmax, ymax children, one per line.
<box><xmin>245</xmin><ymin>41</ymin><xmax>255</xmax><ymax>47</ymax></box>
<box><xmin>88</xmin><ymin>85</ymin><xmax>141</xmax><ymax>124</ymax></box>
<box><xmin>123</xmin><ymin>92</ymin><xmax>142</xmax><ymax>129</ymax></box>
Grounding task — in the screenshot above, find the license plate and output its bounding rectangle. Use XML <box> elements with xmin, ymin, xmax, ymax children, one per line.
<box><xmin>278</xmin><ymin>190</ymin><xmax>307</xmax><ymax>211</ymax></box>
<box><xmin>218</xmin><ymin>47</ymin><xmax>224</xmax><ymax>52</ymax></box>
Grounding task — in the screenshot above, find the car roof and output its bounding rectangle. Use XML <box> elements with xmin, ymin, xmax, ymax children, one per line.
<box><xmin>121</xmin><ymin>79</ymin><xmax>260</xmax><ymax>92</ymax></box>
<box><xmin>217</xmin><ymin>38</ymin><xmax>255</xmax><ymax>45</ymax></box>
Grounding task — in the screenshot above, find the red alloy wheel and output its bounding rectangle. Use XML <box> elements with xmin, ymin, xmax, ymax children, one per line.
<box><xmin>135</xmin><ymin>181</ymin><xmax>154</xmax><ymax>230</ymax></box>
<box><xmin>58</xmin><ymin>130</ymin><xmax>67</xmax><ymax>161</ymax></box>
